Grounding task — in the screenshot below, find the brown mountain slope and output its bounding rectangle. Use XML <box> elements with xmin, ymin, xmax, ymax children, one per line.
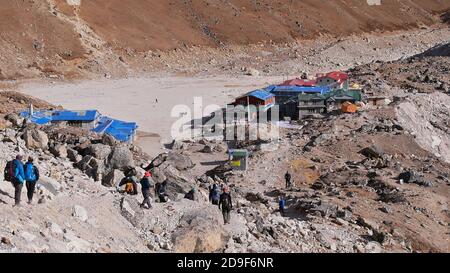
<box><xmin>0</xmin><ymin>0</ymin><xmax>448</xmax><ymax>79</ymax></box>
<box><xmin>76</xmin><ymin>0</ymin><xmax>450</xmax><ymax>51</ymax></box>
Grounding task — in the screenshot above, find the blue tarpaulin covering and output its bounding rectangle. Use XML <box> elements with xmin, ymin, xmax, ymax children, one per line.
<box><xmin>20</xmin><ymin>109</ymin><xmax>137</xmax><ymax>142</ymax></box>
<box><xmin>51</xmin><ymin>110</ymin><xmax>99</xmax><ymax>121</ymax></box>
<box><xmin>20</xmin><ymin>110</ymin><xmax>53</xmax><ymax>125</ymax></box>
<box><xmin>93</xmin><ymin>117</ymin><xmax>137</xmax><ymax>142</ymax></box>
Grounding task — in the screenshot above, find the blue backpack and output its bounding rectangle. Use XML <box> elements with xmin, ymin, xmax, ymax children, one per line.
<box><xmin>211</xmin><ymin>189</ymin><xmax>220</xmax><ymax>201</ymax></box>
<box><xmin>25</xmin><ymin>163</ymin><xmax>37</xmax><ymax>182</ymax></box>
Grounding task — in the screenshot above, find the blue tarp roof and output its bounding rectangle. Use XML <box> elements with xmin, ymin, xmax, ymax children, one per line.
<box><xmin>246</xmin><ymin>90</ymin><xmax>274</xmax><ymax>101</ymax></box>
<box><xmin>51</xmin><ymin>110</ymin><xmax>99</xmax><ymax>122</ymax></box>
<box><xmin>92</xmin><ymin>117</ymin><xmax>138</xmax><ymax>142</ymax></box>
<box><xmin>265</xmin><ymin>85</ymin><xmax>331</xmax><ymax>95</ymax></box>
<box><xmin>20</xmin><ymin>110</ymin><xmax>53</xmax><ymax>125</ymax></box>
<box><xmin>20</xmin><ymin>110</ymin><xmax>137</xmax><ymax>142</ymax></box>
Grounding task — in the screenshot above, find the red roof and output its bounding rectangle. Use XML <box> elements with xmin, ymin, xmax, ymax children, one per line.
<box><xmin>318</xmin><ymin>71</ymin><xmax>349</xmax><ymax>82</ymax></box>
<box><xmin>279</xmin><ymin>78</ymin><xmax>316</xmax><ymax>87</ymax></box>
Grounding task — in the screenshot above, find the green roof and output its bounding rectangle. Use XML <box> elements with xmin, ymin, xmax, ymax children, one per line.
<box><xmin>298</xmin><ymin>93</ymin><xmax>326</xmax><ymax>101</ymax></box>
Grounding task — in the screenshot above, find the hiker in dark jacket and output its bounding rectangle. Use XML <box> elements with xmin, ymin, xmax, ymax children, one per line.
<box><xmin>285</xmin><ymin>171</ymin><xmax>292</xmax><ymax>189</ymax></box>
<box><xmin>139</xmin><ymin>172</ymin><xmax>153</xmax><ymax>209</ymax></box>
<box><xmin>209</xmin><ymin>184</ymin><xmax>220</xmax><ymax>205</ymax></box>
<box><xmin>12</xmin><ymin>155</ymin><xmax>25</xmax><ymax>206</ymax></box>
<box><xmin>184</xmin><ymin>187</ymin><xmax>196</xmax><ymax>201</ymax></box>
<box><xmin>154</xmin><ymin>182</ymin><xmax>161</xmax><ymax>197</ymax></box>
<box><xmin>219</xmin><ymin>186</ymin><xmax>233</xmax><ymax>224</ymax></box>
<box><xmin>24</xmin><ymin>157</ymin><xmax>39</xmax><ymax>204</ymax></box>
<box><xmin>157</xmin><ymin>180</ymin><xmax>168</xmax><ymax>203</ymax></box>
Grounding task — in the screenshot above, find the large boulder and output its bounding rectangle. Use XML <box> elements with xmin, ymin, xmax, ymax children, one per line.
<box><xmin>72</xmin><ymin>205</ymin><xmax>89</xmax><ymax>222</ymax></box>
<box><xmin>359</xmin><ymin>145</ymin><xmax>384</xmax><ymax>159</ymax></box>
<box><xmin>23</xmin><ymin>128</ymin><xmax>48</xmax><ymax>150</ymax></box>
<box><xmin>3</xmin><ymin>128</ymin><xmax>18</xmax><ymax>143</ymax></box>
<box><xmin>50</xmin><ymin>144</ymin><xmax>68</xmax><ymax>158</ymax></box>
<box><xmin>172</xmin><ymin>208</ymin><xmax>226</xmax><ymax>253</ymax></box>
<box><xmin>67</xmin><ymin>148</ymin><xmax>82</xmax><ymax>162</ymax></box>
<box><xmin>169</xmin><ymin>139</ymin><xmax>185</xmax><ymax>150</ymax></box>
<box><xmin>398</xmin><ymin>170</ymin><xmax>432</xmax><ymax>187</ymax></box>
<box><xmin>102</xmin><ymin>134</ymin><xmax>118</xmax><ymax>146</ymax></box>
<box><xmin>5</xmin><ymin>113</ymin><xmax>24</xmax><ymax>127</ymax></box>
<box><xmin>166</xmin><ymin>152</ymin><xmax>194</xmax><ymax>171</ymax></box>
<box><xmin>151</xmin><ymin>167</ymin><xmax>167</xmax><ymax>183</ymax></box>
<box><xmin>76</xmin><ymin>155</ymin><xmax>105</xmax><ymax>180</ymax></box>
<box><xmin>147</xmin><ymin>152</ymin><xmax>194</xmax><ymax>171</ymax></box>
<box><xmin>87</xmin><ymin>143</ymin><xmax>112</xmax><ymax>160</ymax></box>
<box><xmin>102</xmin><ymin>169</ymin><xmax>125</xmax><ymax>187</ymax></box>
<box><xmin>153</xmin><ymin>163</ymin><xmax>195</xmax><ymax>200</ymax></box>
<box><xmin>119</xmin><ymin>196</ymin><xmax>145</xmax><ymax>228</ymax></box>
<box><xmin>38</xmin><ymin>176</ymin><xmax>62</xmax><ymax>196</ymax></box>
<box><xmin>107</xmin><ymin>146</ymin><xmax>135</xmax><ymax>170</ymax></box>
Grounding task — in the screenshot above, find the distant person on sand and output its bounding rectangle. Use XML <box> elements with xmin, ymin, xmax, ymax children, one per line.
<box><xmin>139</xmin><ymin>171</ymin><xmax>153</xmax><ymax>209</ymax></box>
<box><xmin>219</xmin><ymin>186</ymin><xmax>233</xmax><ymax>224</ymax></box>
<box><xmin>285</xmin><ymin>171</ymin><xmax>292</xmax><ymax>189</ymax></box>
<box><xmin>279</xmin><ymin>196</ymin><xmax>286</xmax><ymax>217</ymax></box>
<box><xmin>209</xmin><ymin>184</ymin><xmax>221</xmax><ymax>206</ymax></box>
<box><xmin>11</xmin><ymin>155</ymin><xmax>25</xmax><ymax>206</ymax></box>
<box><xmin>24</xmin><ymin>157</ymin><xmax>40</xmax><ymax>204</ymax></box>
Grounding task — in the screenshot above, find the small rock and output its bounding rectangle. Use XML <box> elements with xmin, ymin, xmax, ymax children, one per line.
<box><xmin>201</xmin><ymin>145</ymin><xmax>213</xmax><ymax>153</ymax></box>
<box><xmin>72</xmin><ymin>205</ymin><xmax>88</xmax><ymax>222</ymax></box>
<box><xmin>244</xmin><ymin>67</ymin><xmax>260</xmax><ymax>76</ymax></box>
<box><xmin>379</xmin><ymin>207</ymin><xmax>391</xmax><ymax>214</ymax></box>
<box><xmin>1</xmin><ymin>237</ymin><xmax>12</xmax><ymax>246</ymax></box>
<box><xmin>21</xmin><ymin>231</ymin><xmax>36</xmax><ymax>243</ymax></box>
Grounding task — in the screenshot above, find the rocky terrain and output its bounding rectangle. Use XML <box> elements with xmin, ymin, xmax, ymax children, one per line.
<box><xmin>0</xmin><ymin>0</ymin><xmax>449</xmax><ymax>80</ymax></box>
<box><xmin>0</xmin><ymin>1</ymin><xmax>449</xmax><ymax>254</ymax></box>
<box><xmin>0</xmin><ymin>40</ymin><xmax>449</xmax><ymax>253</ymax></box>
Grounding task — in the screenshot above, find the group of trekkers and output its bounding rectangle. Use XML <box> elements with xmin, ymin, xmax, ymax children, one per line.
<box><xmin>117</xmin><ymin>167</ymin><xmax>169</xmax><ymax>209</ymax></box>
<box><xmin>209</xmin><ymin>183</ymin><xmax>233</xmax><ymax>224</ymax></box>
<box><xmin>278</xmin><ymin>170</ymin><xmax>293</xmax><ymax>217</ymax></box>
<box><xmin>117</xmin><ymin>166</ymin><xmax>235</xmax><ymax>224</ymax></box>
<box><xmin>2</xmin><ymin>153</ymin><xmax>291</xmax><ymax>224</ymax></box>
<box><xmin>3</xmin><ymin>155</ymin><xmax>40</xmax><ymax>206</ymax></box>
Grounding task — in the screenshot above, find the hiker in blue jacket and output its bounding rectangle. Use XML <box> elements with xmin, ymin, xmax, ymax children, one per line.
<box><xmin>12</xmin><ymin>155</ymin><xmax>25</xmax><ymax>206</ymax></box>
<box><xmin>209</xmin><ymin>184</ymin><xmax>221</xmax><ymax>206</ymax></box>
<box><xmin>279</xmin><ymin>196</ymin><xmax>286</xmax><ymax>217</ymax></box>
<box><xmin>24</xmin><ymin>157</ymin><xmax>40</xmax><ymax>204</ymax></box>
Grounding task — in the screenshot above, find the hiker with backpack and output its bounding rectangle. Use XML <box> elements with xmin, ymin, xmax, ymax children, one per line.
<box><xmin>24</xmin><ymin>157</ymin><xmax>39</xmax><ymax>204</ymax></box>
<box><xmin>209</xmin><ymin>184</ymin><xmax>220</xmax><ymax>205</ymax></box>
<box><xmin>118</xmin><ymin>168</ymin><xmax>138</xmax><ymax>195</ymax></box>
<box><xmin>139</xmin><ymin>171</ymin><xmax>153</xmax><ymax>209</ymax></box>
<box><xmin>219</xmin><ymin>186</ymin><xmax>233</xmax><ymax>224</ymax></box>
<box><xmin>184</xmin><ymin>187</ymin><xmax>196</xmax><ymax>201</ymax></box>
<box><xmin>6</xmin><ymin>155</ymin><xmax>26</xmax><ymax>206</ymax></box>
<box><xmin>157</xmin><ymin>180</ymin><xmax>169</xmax><ymax>203</ymax></box>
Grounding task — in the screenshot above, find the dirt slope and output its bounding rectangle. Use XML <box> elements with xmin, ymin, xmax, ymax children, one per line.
<box><xmin>0</xmin><ymin>0</ymin><xmax>449</xmax><ymax>80</ymax></box>
<box><xmin>77</xmin><ymin>0</ymin><xmax>449</xmax><ymax>50</ymax></box>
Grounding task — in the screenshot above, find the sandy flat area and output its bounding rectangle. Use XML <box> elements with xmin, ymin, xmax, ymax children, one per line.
<box><xmin>19</xmin><ymin>75</ymin><xmax>285</xmax><ymax>157</ymax></box>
